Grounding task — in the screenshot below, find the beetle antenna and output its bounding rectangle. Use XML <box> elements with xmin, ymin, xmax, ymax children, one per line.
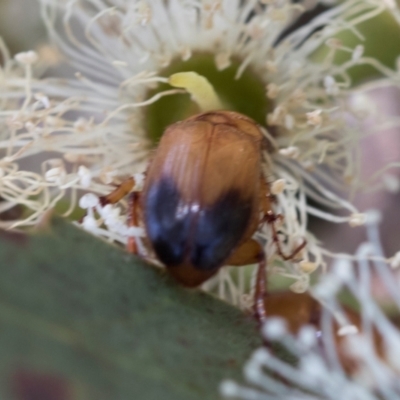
<box><xmin>253</xmin><ymin>248</ymin><xmax>267</xmax><ymax>326</ymax></box>
<box><xmin>264</xmin><ymin>212</ymin><xmax>307</xmax><ymax>261</ymax></box>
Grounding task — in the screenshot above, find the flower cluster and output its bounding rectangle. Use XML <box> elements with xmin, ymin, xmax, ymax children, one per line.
<box><xmin>0</xmin><ymin>0</ymin><xmax>399</xmax><ymax>304</ymax></box>
<box><xmin>221</xmin><ymin>210</ymin><xmax>400</xmax><ymax>399</ymax></box>
<box><xmin>0</xmin><ymin>45</ymin><xmax>61</xmax><ymax>228</ymax></box>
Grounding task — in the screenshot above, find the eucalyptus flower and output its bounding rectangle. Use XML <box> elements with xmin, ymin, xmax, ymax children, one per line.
<box><xmin>0</xmin><ymin>0</ymin><xmax>397</xmax><ymax>305</ymax></box>
<box><xmin>221</xmin><ymin>210</ymin><xmax>400</xmax><ymax>400</ymax></box>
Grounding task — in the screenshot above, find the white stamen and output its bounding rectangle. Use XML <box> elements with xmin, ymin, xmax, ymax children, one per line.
<box><xmin>34</xmin><ymin>93</ymin><xmax>50</xmax><ymax>109</ymax></box>
<box><xmin>352</xmin><ymin>45</ymin><xmax>364</xmax><ymax>62</ymax></box>
<box><xmin>290</xmin><ymin>279</ymin><xmax>308</xmax><ymax>293</ymax></box>
<box><xmin>262</xmin><ymin>318</ymin><xmax>287</xmax><ymax>340</ymax></box>
<box><xmin>79</xmin><ymin>193</ymin><xmax>99</xmax><ymax>209</ymax></box>
<box><xmin>266</xmin><ymin>83</ymin><xmax>279</xmax><ymax>99</ymax></box>
<box><xmin>77</xmin><ymin>166</ymin><xmax>92</xmax><ymax>188</ymax></box>
<box><xmin>382</xmin><ymin>174</ymin><xmax>400</xmax><ymax>193</ymax></box>
<box><xmin>298</xmin><ymin>325</ymin><xmax>318</xmax><ymax>348</ymax></box>
<box><xmin>306</xmin><ymin>109</ymin><xmax>322</xmax><ymax>126</ymax></box>
<box><xmin>390</xmin><ymin>251</ymin><xmax>400</xmax><ymax>269</ymax></box>
<box><xmin>45</xmin><ymin>167</ymin><xmax>66</xmax><ymax>184</ymax></box>
<box><xmin>126</xmin><ymin>226</ymin><xmax>145</xmax><ymax>237</ymax></box>
<box><xmin>133</xmin><ymin>173</ymin><xmax>145</xmax><ymax>191</ymax></box>
<box><xmin>215</xmin><ymin>52</ymin><xmax>231</xmax><ymax>70</ymax></box>
<box><xmin>299</xmin><ymin>260</ymin><xmax>318</xmax><ymax>274</ymax></box>
<box><xmin>81</xmin><ymin>215</ymin><xmax>99</xmax><ymax>232</ymax></box>
<box><xmin>279</xmin><ymin>146</ymin><xmax>299</xmax><ymax>159</ymax></box>
<box><xmin>15</xmin><ymin>50</ymin><xmax>38</xmax><ymax>65</ymax></box>
<box><xmin>365</xmin><ymin>209</ymin><xmax>382</xmax><ymax>225</ymax></box>
<box><xmin>348</xmin><ymin>213</ymin><xmax>366</xmax><ymax>227</ymax></box>
<box><xmin>271</xmin><ymin>179</ymin><xmax>286</xmax><ymax>195</ymax></box>
<box><xmin>338</xmin><ymin>325</ymin><xmax>359</xmax><ymax>336</ymax></box>
<box><xmin>332</xmin><ymin>258</ymin><xmax>354</xmax><ymax>282</ymax></box>
<box><xmin>324</xmin><ymin>75</ymin><xmax>339</xmax><ymax>96</ymax></box>
<box><xmin>284</xmin><ymin>114</ymin><xmax>295</xmax><ymax>130</ymax></box>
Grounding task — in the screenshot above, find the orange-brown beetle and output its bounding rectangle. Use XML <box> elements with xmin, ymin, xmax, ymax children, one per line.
<box><xmin>101</xmin><ymin>110</ymin><xmax>305</xmax><ymax>323</ymax></box>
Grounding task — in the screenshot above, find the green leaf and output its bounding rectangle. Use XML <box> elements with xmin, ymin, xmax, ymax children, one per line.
<box><xmin>0</xmin><ymin>217</ymin><xmax>261</xmax><ymax>400</ymax></box>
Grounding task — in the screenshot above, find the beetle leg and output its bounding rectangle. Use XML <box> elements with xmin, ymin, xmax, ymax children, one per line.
<box><xmin>254</xmin><ymin>249</ymin><xmax>267</xmax><ymax>326</ymax></box>
<box><xmin>259</xmin><ymin>178</ymin><xmax>306</xmax><ymax>261</ymax></box>
<box><xmin>263</xmin><ymin>211</ymin><xmax>306</xmax><ymax>261</ymax></box>
<box><xmin>225</xmin><ymin>238</ymin><xmax>261</xmax><ymax>266</ymax></box>
<box><xmin>127</xmin><ymin>191</ymin><xmax>141</xmax><ymax>254</ymax></box>
<box><xmin>226</xmin><ymin>239</ymin><xmax>267</xmax><ymax>326</ymax></box>
<box><xmin>99</xmin><ymin>177</ymin><xmax>135</xmax><ymax>206</ymax></box>
<box><xmin>97</xmin><ymin>176</ymin><xmax>144</xmax><ymax>255</ymax></box>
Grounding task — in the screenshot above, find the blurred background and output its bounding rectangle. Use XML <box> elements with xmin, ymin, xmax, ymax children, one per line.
<box><xmin>0</xmin><ymin>0</ymin><xmax>45</xmax><ymax>56</ymax></box>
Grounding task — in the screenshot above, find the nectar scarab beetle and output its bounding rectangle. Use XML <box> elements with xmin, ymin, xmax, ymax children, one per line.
<box><xmin>99</xmin><ymin>109</ymin><xmax>306</xmax><ymax>324</ymax></box>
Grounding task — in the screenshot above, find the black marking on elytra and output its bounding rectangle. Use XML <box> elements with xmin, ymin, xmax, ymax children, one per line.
<box><xmin>144</xmin><ymin>176</ymin><xmax>253</xmax><ymax>271</ymax></box>
<box><xmin>144</xmin><ymin>177</ymin><xmax>190</xmax><ymax>266</ymax></box>
<box><xmin>190</xmin><ymin>190</ymin><xmax>252</xmax><ymax>271</ymax></box>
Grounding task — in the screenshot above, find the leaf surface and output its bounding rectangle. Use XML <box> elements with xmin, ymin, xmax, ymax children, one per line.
<box><xmin>0</xmin><ymin>218</ymin><xmax>261</xmax><ymax>400</ymax></box>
